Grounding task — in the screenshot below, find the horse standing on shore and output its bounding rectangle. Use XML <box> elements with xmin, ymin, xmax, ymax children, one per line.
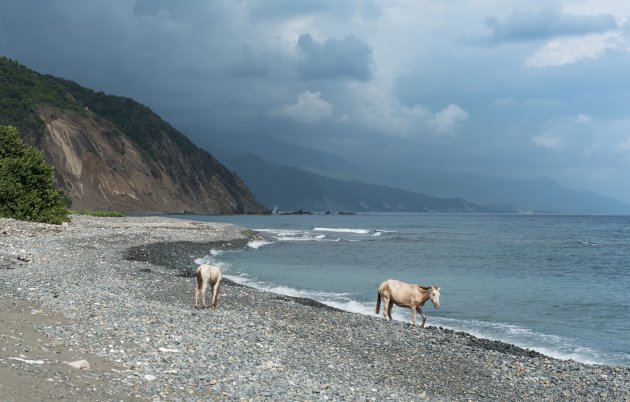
<box><xmin>195</xmin><ymin>264</ymin><xmax>223</xmax><ymax>308</ymax></box>
<box><xmin>375</xmin><ymin>279</ymin><xmax>441</xmax><ymax>328</ymax></box>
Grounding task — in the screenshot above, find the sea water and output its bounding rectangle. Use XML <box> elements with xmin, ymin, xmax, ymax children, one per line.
<box><xmin>177</xmin><ymin>213</ymin><xmax>630</xmax><ymax>367</ymax></box>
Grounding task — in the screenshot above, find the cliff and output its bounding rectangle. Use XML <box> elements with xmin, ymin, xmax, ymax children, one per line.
<box><xmin>0</xmin><ymin>57</ymin><xmax>267</xmax><ymax>214</ymax></box>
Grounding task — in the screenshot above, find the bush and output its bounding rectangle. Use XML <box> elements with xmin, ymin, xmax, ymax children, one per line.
<box><xmin>73</xmin><ymin>210</ymin><xmax>125</xmax><ymax>217</ymax></box>
<box><xmin>0</xmin><ymin>125</ymin><xmax>69</xmax><ymax>224</ymax></box>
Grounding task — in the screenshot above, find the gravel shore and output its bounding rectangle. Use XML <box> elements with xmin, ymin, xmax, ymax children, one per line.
<box><xmin>1</xmin><ymin>215</ymin><xmax>628</xmax><ymax>401</ymax></box>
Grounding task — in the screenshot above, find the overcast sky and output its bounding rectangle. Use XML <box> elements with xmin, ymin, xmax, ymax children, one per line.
<box><xmin>1</xmin><ymin>0</ymin><xmax>629</xmax><ymax>202</ymax></box>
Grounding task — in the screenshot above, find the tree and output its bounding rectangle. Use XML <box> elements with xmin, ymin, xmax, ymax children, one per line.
<box><xmin>0</xmin><ymin>125</ymin><xmax>69</xmax><ymax>224</ymax></box>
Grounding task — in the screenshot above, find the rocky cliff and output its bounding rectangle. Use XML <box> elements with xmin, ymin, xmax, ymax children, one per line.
<box><xmin>0</xmin><ymin>57</ymin><xmax>268</xmax><ymax>214</ymax></box>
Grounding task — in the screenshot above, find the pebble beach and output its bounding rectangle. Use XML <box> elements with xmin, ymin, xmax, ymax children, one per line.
<box><xmin>0</xmin><ymin>215</ymin><xmax>628</xmax><ymax>401</ymax></box>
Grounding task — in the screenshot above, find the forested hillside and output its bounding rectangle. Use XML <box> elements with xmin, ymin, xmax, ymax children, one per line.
<box><xmin>0</xmin><ymin>57</ymin><xmax>267</xmax><ymax>214</ymax></box>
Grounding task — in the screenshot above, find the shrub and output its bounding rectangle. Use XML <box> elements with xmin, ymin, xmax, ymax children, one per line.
<box><xmin>0</xmin><ymin>125</ymin><xmax>69</xmax><ymax>224</ymax></box>
<box><xmin>73</xmin><ymin>210</ymin><xmax>125</xmax><ymax>217</ymax></box>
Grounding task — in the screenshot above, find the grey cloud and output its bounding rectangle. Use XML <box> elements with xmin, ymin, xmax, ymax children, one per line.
<box><xmin>246</xmin><ymin>0</ymin><xmax>380</xmax><ymax>21</ymax></box>
<box><xmin>133</xmin><ymin>0</ymin><xmax>210</xmax><ymax>18</ymax></box>
<box><xmin>2</xmin><ymin>1</ymin><xmax>630</xmax><ymax>203</ymax></box>
<box><xmin>297</xmin><ymin>33</ymin><xmax>373</xmax><ymax>81</ymax></box>
<box><xmin>485</xmin><ymin>7</ymin><xmax>618</xmax><ymax>43</ymax></box>
<box><xmin>229</xmin><ymin>46</ymin><xmax>278</xmax><ymax>78</ymax></box>
<box><xmin>248</xmin><ymin>0</ymin><xmax>333</xmax><ymax>19</ymax></box>
<box><xmin>268</xmin><ymin>91</ymin><xmax>334</xmax><ymax>124</ymax></box>
<box><xmin>0</xmin><ymin>1</ymin><xmax>139</xmax><ymax>86</ymax></box>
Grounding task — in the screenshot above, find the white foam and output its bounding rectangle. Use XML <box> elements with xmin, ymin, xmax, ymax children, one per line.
<box><xmin>224</xmin><ymin>275</ymin><xmax>351</xmax><ymax>299</ymax></box>
<box><xmin>277</xmin><ymin>236</ymin><xmax>315</xmax><ymax>242</ymax></box>
<box><xmin>194</xmin><ymin>257</ymin><xmax>210</xmax><ymax>265</ymax></box>
<box><xmin>532</xmin><ymin>346</ymin><xmax>602</xmax><ymax>365</ymax></box>
<box><xmin>276</xmin><ymin>235</ymin><xmax>338</xmax><ymax>242</ymax></box>
<box><xmin>256</xmin><ymin>228</ymin><xmax>304</xmax><ymax>236</ymax></box>
<box><xmin>225</xmin><ymin>273</ymin><xmax>254</xmax><ymax>286</ymax></box>
<box><xmin>322</xmin><ymin>299</ymin><xmax>374</xmax><ymax>315</ymax></box>
<box><xmin>251</xmin><ymin>227</ymin><xmax>373</xmax><ymax>243</ymax></box>
<box><xmin>194</xmin><ymin>256</ymin><xmax>231</xmax><ymax>273</ymax></box>
<box><xmin>313</xmin><ymin>227</ymin><xmax>371</xmax><ymax>234</ymax></box>
<box><xmin>427</xmin><ymin>316</ymin><xmax>627</xmax><ymax>366</ymax></box>
<box><xmin>194</xmin><ymin>250</ymin><xmax>222</xmax><ymax>266</ymax></box>
<box><xmin>267</xmin><ymin>286</ymin><xmax>350</xmax><ymax>299</ymax></box>
<box><xmin>256</xmin><ymin>228</ymin><xmax>325</xmax><ymax>242</ymax></box>
<box><xmin>247</xmin><ymin>240</ymin><xmax>272</xmax><ymax>249</ymax></box>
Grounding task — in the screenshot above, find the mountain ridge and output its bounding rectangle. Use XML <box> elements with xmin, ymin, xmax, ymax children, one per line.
<box><xmin>204</xmin><ymin>132</ymin><xmax>630</xmax><ymax>214</ymax></box>
<box><xmin>221</xmin><ymin>152</ymin><xmax>509</xmax><ymax>213</ymax></box>
<box><xmin>387</xmin><ymin>167</ymin><xmax>630</xmax><ymax>214</ymax></box>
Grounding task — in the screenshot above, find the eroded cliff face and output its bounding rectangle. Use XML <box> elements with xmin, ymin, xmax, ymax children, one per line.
<box><xmin>34</xmin><ymin>107</ymin><xmax>267</xmax><ymax>214</ymax></box>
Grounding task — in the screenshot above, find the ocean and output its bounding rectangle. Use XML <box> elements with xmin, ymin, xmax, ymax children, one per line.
<box><xmin>176</xmin><ymin>213</ymin><xmax>630</xmax><ymax>367</ymax></box>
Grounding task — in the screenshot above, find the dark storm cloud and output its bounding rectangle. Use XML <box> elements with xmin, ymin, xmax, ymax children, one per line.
<box><xmin>485</xmin><ymin>7</ymin><xmax>618</xmax><ymax>43</ymax></box>
<box><xmin>228</xmin><ymin>45</ymin><xmax>295</xmax><ymax>79</ymax></box>
<box><xmin>296</xmin><ymin>33</ymin><xmax>373</xmax><ymax>81</ymax></box>
<box><xmin>1</xmin><ymin>0</ymin><xmax>629</xmax><ymax>203</ymax></box>
<box><xmin>229</xmin><ymin>46</ymin><xmax>276</xmax><ymax>78</ymax></box>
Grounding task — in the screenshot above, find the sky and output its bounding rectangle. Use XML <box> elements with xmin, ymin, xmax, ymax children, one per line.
<box><xmin>1</xmin><ymin>0</ymin><xmax>629</xmax><ymax>202</ymax></box>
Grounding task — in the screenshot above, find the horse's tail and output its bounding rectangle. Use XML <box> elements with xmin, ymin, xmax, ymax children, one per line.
<box><xmin>195</xmin><ymin>267</ymin><xmax>203</xmax><ymax>289</ymax></box>
<box><xmin>375</xmin><ymin>291</ymin><xmax>381</xmax><ymax>315</ymax></box>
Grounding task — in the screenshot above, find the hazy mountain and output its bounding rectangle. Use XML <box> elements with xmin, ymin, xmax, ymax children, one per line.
<box><xmin>0</xmin><ymin>57</ymin><xmax>267</xmax><ymax>214</ymax></box>
<box><xmin>388</xmin><ymin>168</ymin><xmax>630</xmax><ymax>214</ymax></box>
<box><xmin>197</xmin><ymin>131</ymin><xmax>368</xmax><ymax>181</ymax></box>
<box><xmin>205</xmin><ymin>131</ymin><xmax>630</xmax><ymax>214</ymax></box>
<box><xmin>222</xmin><ymin>153</ymin><xmax>508</xmax><ymax>213</ymax></box>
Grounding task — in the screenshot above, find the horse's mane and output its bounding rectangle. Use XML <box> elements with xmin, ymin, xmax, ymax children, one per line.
<box><xmin>417</xmin><ymin>285</ymin><xmax>433</xmax><ymax>290</ymax></box>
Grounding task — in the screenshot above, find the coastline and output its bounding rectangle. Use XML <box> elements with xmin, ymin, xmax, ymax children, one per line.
<box><xmin>1</xmin><ymin>215</ymin><xmax>628</xmax><ymax>401</ymax></box>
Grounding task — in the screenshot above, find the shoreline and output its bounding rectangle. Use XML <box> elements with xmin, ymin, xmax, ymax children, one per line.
<box><xmin>121</xmin><ymin>240</ymin><xmax>551</xmax><ymax>361</ymax></box>
<box><xmin>1</xmin><ymin>215</ymin><xmax>628</xmax><ymax>401</ymax></box>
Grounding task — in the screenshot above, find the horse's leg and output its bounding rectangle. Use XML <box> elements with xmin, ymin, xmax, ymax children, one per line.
<box><xmin>201</xmin><ymin>282</ymin><xmax>209</xmax><ymax>308</ymax></box>
<box><xmin>212</xmin><ymin>280</ymin><xmax>220</xmax><ymax>308</ymax></box>
<box><xmin>195</xmin><ymin>282</ymin><xmax>200</xmax><ymax>307</ymax></box>
<box><xmin>382</xmin><ymin>297</ymin><xmax>390</xmax><ymax>319</ymax></box>
<box><xmin>411</xmin><ymin>307</ymin><xmax>417</xmax><ymax>326</ymax></box>
<box><xmin>386</xmin><ymin>299</ymin><xmax>393</xmax><ymax>320</ymax></box>
<box><xmin>417</xmin><ymin>306</ymin><xmax>427</xmax><ymax>328</ymax></box>
<box><xmin>195</xmin><ymin>271</ymin><xmax>202</xmax><ymax>308</ymax></box>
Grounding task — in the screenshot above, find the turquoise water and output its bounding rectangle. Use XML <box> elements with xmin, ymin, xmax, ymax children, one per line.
<box><xmin>177</xmin><ymin>213</ymin><xmax>630</xmax><ymax>367</ymax></box>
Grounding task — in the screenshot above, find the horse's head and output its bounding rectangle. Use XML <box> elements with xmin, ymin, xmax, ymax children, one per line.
<box><xmin>429</xmin><ymin>286</ymin><xmax>441</xmax><ymax>309</ymax></box>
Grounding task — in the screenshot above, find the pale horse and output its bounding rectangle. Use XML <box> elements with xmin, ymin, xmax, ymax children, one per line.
<box><xmin>375</xmin><ymin>279</ymin><xmax>441</xmax><ymax>328</ymax></box>
<box><xmin>195</xmin><ymin>264</ymin><xmax>223</xmax><ymax>308</ymax></box>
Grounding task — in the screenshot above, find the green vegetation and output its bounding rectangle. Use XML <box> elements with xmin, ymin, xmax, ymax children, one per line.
<box><xmin>0</xmin><ymin>56</ymin><xmax>198</xmax><ymax>160</ymax></box>
<box><xmin>0</xmin><ymin>125</ymin><xmax>69</xmax><ymax>224</ymax></box>
<box><xmin>72</xmin><ymin>210</ymin><xmax>126</xmax><ymax>217</ymax></box>
<box><xmin>0</xmin><ymin>58</ymin><xmax>79</xmax><ymax>139</ymax></box>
